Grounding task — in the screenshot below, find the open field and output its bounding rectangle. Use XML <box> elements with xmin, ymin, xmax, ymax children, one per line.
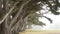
<box><xmin>19</xmin><ymin>29</ymin><xmax>60</xmax><ymax>34</ymax></box>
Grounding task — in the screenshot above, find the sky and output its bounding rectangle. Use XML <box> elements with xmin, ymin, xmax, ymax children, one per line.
<box><xmin>31</xmin><ymin>4</ymin><xmax>60</xmax><ymax>30</ymax></box>
<box><xmin>31</xmin><ymin>12</ymin><xmax>60</xmax><ymax>30</ymax></box>
<box><xmin>41</xmin><ymin>13</ymin><xmax>60</xmax><ymax>30</ymax></box>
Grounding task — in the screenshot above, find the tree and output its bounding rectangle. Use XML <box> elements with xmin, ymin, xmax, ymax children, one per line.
<box><xmin>0</xmin><ymin>0</ymin><xmax>60</xmax><ymax>34</ymax></box>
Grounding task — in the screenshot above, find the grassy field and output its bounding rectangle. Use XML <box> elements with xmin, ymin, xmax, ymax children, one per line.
<box><xmin>19</xmin><ymin>29</ymin><xmax>60</xmax><ymax>34</ymax></box>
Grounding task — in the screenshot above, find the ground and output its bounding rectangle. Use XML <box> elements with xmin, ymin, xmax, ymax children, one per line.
<box><xmin>19</xmin><ymin>29</ymin><xmax>60</xmax><ymax>34</ymax></box>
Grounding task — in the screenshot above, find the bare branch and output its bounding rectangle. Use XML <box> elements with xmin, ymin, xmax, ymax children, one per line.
<box><xmin>9</xmin><ymin>0</ymin><xmax>31</xmax><ymax>28</ymax></box>
<box><xmin>0</xmin><ymin>2</ymin><xmax>19</xmax><ymax>24</ymax></box>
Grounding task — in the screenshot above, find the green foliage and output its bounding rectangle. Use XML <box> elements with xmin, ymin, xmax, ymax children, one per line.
<box><xmin>46</xmin><ymin>0</ymin><xmax>60</xmax><ymax>15</ymax></box>
<box><xmin>26</xmin><ymin>13</ymin><xmax>45</xmax><ymax>29</ymax></box>
<box><xmin>1</xmin><ymin>0</ymin><xmax>60</xmax><ymax>31</ymax></box>
<box><xmin>27</xmin><ymin>12</ymin><xmax>52</xmax><ymax>26</ymax></box>
<box><xmin>28</xmin><ymin>15</ymin><xmax>45</xmax><ymax>26</ymax></box>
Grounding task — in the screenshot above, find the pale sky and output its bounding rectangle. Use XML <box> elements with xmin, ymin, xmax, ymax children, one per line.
<box><xmin>31</xmin><ymin>13</ymin><xmax>60</xmax><ymax>30</ymax></box>
<box><xmin>31</xmin><ymin>4</ymin><xmax>60</xmax><ymax>30</ymax></box>
<box><xmin>41</xmin><ymin>13</ymin><xmax>60</xmax><ymax>30</ymax></box>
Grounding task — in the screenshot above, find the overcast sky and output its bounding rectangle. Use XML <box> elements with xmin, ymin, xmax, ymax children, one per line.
<box><xmin>41</xmin><ymin>13</ymin><xmax>60</xmax><ymax>30</ymax></box>
<box><xmin>30</xmin><ymin>3</ymin><xmax>60</xmax><ymax>30</ymax></box>
<box><xmin>31</xmin><ymin>12</ymin><xmax>60</xmax><ymax>30</ymax></box>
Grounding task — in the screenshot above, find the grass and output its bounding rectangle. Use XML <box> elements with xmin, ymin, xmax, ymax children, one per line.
<box><xmin>19</xmin><ymin>29</ymin><xmax>60</xmax><ymax>34</ymax></box>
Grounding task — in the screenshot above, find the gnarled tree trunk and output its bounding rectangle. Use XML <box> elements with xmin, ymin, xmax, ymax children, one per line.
<box><xmin>0</xmin><ymin>0</ymin><xmax>30</xmax><ymax>34</ymax></box>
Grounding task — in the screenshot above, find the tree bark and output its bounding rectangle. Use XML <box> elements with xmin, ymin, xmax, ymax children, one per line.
<box><xmin>0</xmin><ymin>0</ymin><xmax>2</xmax><ymax>20</ymax></box>
<box><xmin>0</xmin><ymin>0</ymin><xmax>30</xmax><ymax>34</ymax></box>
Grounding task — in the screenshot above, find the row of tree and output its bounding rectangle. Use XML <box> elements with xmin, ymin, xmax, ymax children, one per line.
<box><xmin>0</xmin><ymin>0</ymin><xmax>60</xmax><ymax>34</ymax></box>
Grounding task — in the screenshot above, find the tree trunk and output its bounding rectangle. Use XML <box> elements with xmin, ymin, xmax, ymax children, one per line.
<box><xmin>0</xmin><ymin>0</ymin><xmax>30</xmax><ymax>34</ymax></box>
<box><xmin>0</xmin><ymin>0</ymin><xmax>2</xmax><ymax>20</ymax></box>
<box><xmin>0</xmin><ymin>0</ymin><xmax>11</xmax><ymax>34</ymax></box>
<box><xmin>0</xmin><ymin>17</ymin><xmax>27</xmax><ymax>34</ymax></box>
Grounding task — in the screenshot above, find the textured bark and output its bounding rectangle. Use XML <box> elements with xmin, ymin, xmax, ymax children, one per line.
<box><xmin>0</xmin><ymin>0</ymin><xmax>2</xmax><ymax>20</ymax></box>
<box><xmin>0</xmin><ymin>0</ymin><xmax>10</xmax><ymax>34</ymax></box>
<box><xmin>0</xmin><ymin>0</ymin><xmax>30</xmax><ymax>34</ymax></box>
<box><xmin>0</xmin><ymin>12</ymin><xmax>27</xmax><ymax>34</ymax></box>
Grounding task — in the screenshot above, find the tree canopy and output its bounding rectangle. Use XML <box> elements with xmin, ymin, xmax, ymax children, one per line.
<box><xmin>0</xmin><ymin>0</ymin><xmax>60</xmax><ymax>34</ymax></box>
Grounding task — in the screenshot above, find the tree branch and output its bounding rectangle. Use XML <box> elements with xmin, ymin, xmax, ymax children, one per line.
<box><xmin>9</xmin><ymin>0</ymin><xmax>31</xmax><ymax>28</ymax></box>
<box><xmin>0</xmin><ymin>2</ymin><xmax>19</xmax><ymax>24</ymax></box>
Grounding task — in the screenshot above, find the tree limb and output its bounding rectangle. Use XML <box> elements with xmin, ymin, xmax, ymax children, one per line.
<box><xmin>0</xmin><ymin>2</ymin><xmax>19</xmax><ymax>24</ymax></box>
<box><xmin>9</xmin><ymin>0</ymin><xmax>31</xmax><ymax>28</ymax></box>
